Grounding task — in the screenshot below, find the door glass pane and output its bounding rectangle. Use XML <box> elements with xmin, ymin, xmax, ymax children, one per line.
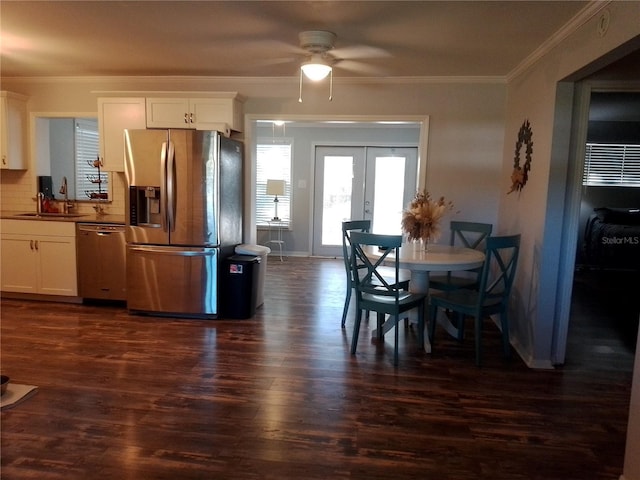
<box><xmin>372</xmin><ymin>156</ymin><xmax>406</xmax><ymax>235</ymax></box>
<box><xmin>321</xmin><ymin>156</ymin><xmax>353</xmax><ymax>246</ymax></box>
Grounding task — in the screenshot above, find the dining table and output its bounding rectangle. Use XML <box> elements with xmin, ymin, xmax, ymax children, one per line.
<box><xmin>365</xmin><ymin>243</ymin><xmax>485</xmax><ymax>353</ymax></box>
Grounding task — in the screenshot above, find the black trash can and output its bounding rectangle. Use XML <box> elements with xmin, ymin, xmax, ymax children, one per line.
<box><xmin>222</xmin><ymin>254</ymin><xmax>260</xmax><ymax>319</ymax></box>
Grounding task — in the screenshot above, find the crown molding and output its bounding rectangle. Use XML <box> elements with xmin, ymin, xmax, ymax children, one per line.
<box><xmin>506</xmin><ymin>1</ymin><xmax>611</xmax><ymax>82</ymax></box>
<box><xmin>2</xmin><ymin>74</ymin><xmax>506</xmax><ymax>87</ymax></box>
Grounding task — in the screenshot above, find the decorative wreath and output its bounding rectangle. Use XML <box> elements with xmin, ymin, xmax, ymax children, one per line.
<box><xmin>508</xmin><ymin>119</ymin><xmax>533</xmax><ymax>194</ymax></box>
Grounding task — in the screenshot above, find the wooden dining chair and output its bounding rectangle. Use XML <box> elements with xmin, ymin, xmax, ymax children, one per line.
<box><xmin>429</xmin><ymin>221</ymin><xmax>493</xmax><ymax>293</ymax></box>
<box><xmin>428</xmin><ymin>234</ymin><xmax>521</xmax><ymax>366</ymax></box>
<box><xmin>349</xmin><ymin>232</ymin><xmax>427</xmax><ymax>365</ymax></box>
<box><xmin>340</xmin><ymin>220</ymin><xmax>410</xmax><ymax>327</ymax></box>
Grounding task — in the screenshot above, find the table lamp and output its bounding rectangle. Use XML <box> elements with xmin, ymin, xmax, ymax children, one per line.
<box><xmin>266</xmin><ymin>179</ymin><xmax>286</xmax><ymax>220</ymax></box>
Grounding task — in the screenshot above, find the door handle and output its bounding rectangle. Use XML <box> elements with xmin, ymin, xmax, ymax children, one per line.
<box><xmin>167</xmin><ymin>141</ymin><xmax>176</xmax><ymax>232</ymax></box>
<box><xmin>129</xmin><ymin>246</ymin><xmax>215</xmax><ymax>257</ymax></box>
<box><xmin>160</xmin><ymin>142</ymin><xmax>168</xmax><ymax>232</ymax></box>
<box><xmin>184</xmin><ymin>113</ymin><xmax>188</xmax><ymax>124</ymax></box>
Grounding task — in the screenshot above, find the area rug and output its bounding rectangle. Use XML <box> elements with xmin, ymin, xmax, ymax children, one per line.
<box><xmin>1</xmin><ymin>383</ymin><xmax>38</xmax><ymax>410</ymax></box>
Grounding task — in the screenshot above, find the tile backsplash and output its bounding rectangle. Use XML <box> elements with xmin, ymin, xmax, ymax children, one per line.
<box><xmin>1</xmin><ymin>170</ymin><xmax>126</xmax><ymax>216</ymax></box>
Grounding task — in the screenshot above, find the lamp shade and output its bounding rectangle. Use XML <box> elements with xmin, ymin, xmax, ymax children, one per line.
<box><xmin>266</xmin><ymin>179</ymin><xmax>286</xmax><ymax>196</ymax></box>
<box><xmin>301</xmin><ymin>55</ymin><xmax>332</xmax><ymax>81</ymax></box>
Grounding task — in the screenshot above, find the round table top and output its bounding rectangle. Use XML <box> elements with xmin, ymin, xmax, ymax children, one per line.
<box><xmin>368</xmin><ymin>244</ymin><xmax>485</xmax><ymax>272</ymax></box>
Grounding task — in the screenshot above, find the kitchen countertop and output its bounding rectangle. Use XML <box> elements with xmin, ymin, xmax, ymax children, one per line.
<box><xmin>1</xmin><ymin>211</ymin><xmax>125</xmax><ymax>225</ymax></box>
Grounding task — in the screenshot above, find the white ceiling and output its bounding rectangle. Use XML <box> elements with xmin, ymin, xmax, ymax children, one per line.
<box><xmin>1</xmin><ymin>0</ymin><xmax>590</xmax><ymax>79</ymax></box>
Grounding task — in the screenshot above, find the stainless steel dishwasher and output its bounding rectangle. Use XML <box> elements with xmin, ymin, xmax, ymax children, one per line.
<box><xmin>77</xmin><ymin>223</ymin><xmax>127</xmax><ymax>301</ymax></box>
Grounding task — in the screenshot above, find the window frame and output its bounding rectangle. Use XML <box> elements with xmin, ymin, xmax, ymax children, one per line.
<box><xmin>256</xmin><ymin>138</ymin><xmax>293</xmax><ymax>228</ymax></box>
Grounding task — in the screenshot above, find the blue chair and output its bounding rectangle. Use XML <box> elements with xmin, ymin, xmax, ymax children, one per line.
<box><xmin>350</xmin><ymin>232</ymin><xmax>427</xmax><ymax>365</ymax></box>
<box><xmin>428</xmin><ymin>234</ymin><xmax>521</xmax><ymax>366</ymax></box>
<box><xmin>429</xmin><ymin>221</ymin><xmax>493</xmax><ymax>292</ymax></box>
<box><xmin>341</xmin><ymin>220</ymin><xmax>409</xmax><ymax>327</ymax></box>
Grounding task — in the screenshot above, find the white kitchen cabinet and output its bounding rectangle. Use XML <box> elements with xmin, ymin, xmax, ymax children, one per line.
<box><xmin>1</xmin><ymin>220</ymin><xmax>77</xmax><ymax>296</ymax></box>
<box><xmin>146</xmin><ymin>94</ymin><xmax>243</xmax><ymax>132</ymax></box>
<box><xmin>98</xmin><ymin>97</ymin><xmax>147</xmax><ymax>172</ymax></box>
<box><xmin>0</xmin><ymin>91</ymin><xmax>28</xmax><ymax>170</ymax></box>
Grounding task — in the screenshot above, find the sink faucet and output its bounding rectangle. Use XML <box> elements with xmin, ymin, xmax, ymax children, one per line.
<box><xmin>59</xmin><ymin>176</ymin><xmax>73</xmax><ymax>214</ymax></box>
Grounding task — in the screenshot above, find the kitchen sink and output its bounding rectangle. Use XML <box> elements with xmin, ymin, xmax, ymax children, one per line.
<box><xmin>16</xmin><ymin>212</ymin><xmax>85</xmax><ymax>218</ymax></box>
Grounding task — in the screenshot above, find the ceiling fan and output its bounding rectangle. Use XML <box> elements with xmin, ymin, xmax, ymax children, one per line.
<box><xmin>295</xmin><ymin>30</ymin><xmax>388</xmax><ymax>102</ymax></box>
<box><xmin>296</xmin><ymin>30</ymin><xmax>336</xmax><ymax>102</ymax></box>
<box><xmin>298</xmin><ymin>31</ymin><xmax>337</xmax><ymax>81</ymax></box>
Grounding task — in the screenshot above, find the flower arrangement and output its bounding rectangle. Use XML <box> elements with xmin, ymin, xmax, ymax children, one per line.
<box><xmin>401</xmin><ymin>190</ymin><xmax>455</xmax><ymax>243</ymax></box>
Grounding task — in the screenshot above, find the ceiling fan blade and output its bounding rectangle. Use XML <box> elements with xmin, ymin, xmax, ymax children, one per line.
<box><xmin>331</xmin><ymin>44</ymin><xmax>391</xmax><ymax>60</ymax></box>
<box><xmin>334</xmin><ymin>59</ymin><xmax>388</xmax><ymax>77</ymax></box>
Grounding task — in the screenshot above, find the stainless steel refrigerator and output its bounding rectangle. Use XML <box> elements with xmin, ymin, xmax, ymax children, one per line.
<box><xmin>124</xmin><ymin>129</ymin><xmax>243</xmax><ymax>318</ymax></box>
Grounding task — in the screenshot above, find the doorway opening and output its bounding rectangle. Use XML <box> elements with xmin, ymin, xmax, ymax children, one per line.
<box><xmin>553</xmin><ymin>47</ymin><xmax>640</xmax><ymax>368</ymax></box>
<box><xmin>247</xmin><ymin>117</ymin><xmax>428</xmax><ymax>256</ymax></box>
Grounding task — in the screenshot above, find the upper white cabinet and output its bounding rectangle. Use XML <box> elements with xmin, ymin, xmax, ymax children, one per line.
<box><xmin>146</xmin><ymin>94</ymin><xmax>243</xmax><ymax>133</ymax></box>
<box><xmin>0</xmin><ymin>91</ymin><xmax>28</xmax><ymax>170</ymax></box>
<box><xmin>98</xmin><ymin>97</ymin><xmax>147</xmax><ymax>172</ymax></box>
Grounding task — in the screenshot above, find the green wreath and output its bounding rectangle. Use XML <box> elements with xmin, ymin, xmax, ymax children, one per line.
<box><xmin>508</xmin><ymin>119</ymin><xmax>533</xmax><ymax>194</ymax></box>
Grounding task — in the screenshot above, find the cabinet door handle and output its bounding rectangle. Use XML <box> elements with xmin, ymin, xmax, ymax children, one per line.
<box><xmin>184</xmin><ymin>113</ymin><xmax>189</xmax><ymax>124</ymax></box>
<box><xmin>30</xmin><ymin>239</ymin><xmax>34</xmax><ymax>250</ymax></box>
<box><xmin>34</xmin><ymin>240</ymin><xmax>39</xmax><ymax>251</ymax></box>
<box><xmin>189</xmin><ymin>112</ymin><xmax>194</xmax><ymax>123</ymax></box>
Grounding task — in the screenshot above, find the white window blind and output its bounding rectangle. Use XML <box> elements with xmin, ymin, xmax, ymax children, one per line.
<box><xmin>583</xmin><ymin>143</ymin><xmax>640</xmax><ymax>187</ymax></box>
<box><xmin>74</xmin><ymin>118</ymin><xmax>106</xmax><ymax>200</ymax></box>
<box><xmin>256</xmin><ymin>140</ymin><xmax>292</xmax><ymax>226</ymax></box>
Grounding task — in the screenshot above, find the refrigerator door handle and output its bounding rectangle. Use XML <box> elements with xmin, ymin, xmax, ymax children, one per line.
<box><xmin>160</xmin><ymin>141</ymin><xmax>168</xmax><ymax>232</ymax></box>
<box><xmin>129</xmin><ymin>246</ymin><xmax>215</xmax><ymax>257</ymax></box>
<box><xmin>167</xmin><ymin>140</ymin><xmax>176</xmax><ymax>232</ymax></box>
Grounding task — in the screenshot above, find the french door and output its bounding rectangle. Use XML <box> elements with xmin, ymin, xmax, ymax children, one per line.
<box><xmin>312</xmin><ymin>146</ymin><xmax>418</xmax><ymax>257</ymax></box>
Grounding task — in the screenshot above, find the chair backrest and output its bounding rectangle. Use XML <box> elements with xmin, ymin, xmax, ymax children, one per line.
<box><xmin>450</xmin><ymin>221</ymin><xmax>493</xmax><ymax>250</ymax></box>
<box><xmin>349</xmin><ymin>231</ymin><xmax>403</xmax><ymax>300</ymax></box>
<box><xmin>476</xmin><ymin>234</ymin><xmax>521</xmax><ymax>307</ymax></box>
<box><xmin>342</xmin><ymin>220</ymin><xmax>372</xmax><ymax>283</ymax></box>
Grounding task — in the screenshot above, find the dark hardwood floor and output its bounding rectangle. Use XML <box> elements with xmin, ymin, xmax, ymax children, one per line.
<box><xmin>1</xmin><ymin>257</ymin><xmax>636</xmax><ymax>479</ymax></box>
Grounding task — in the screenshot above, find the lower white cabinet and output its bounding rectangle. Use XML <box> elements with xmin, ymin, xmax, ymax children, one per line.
<box><xmin>1</xmin><ymin>220</ymin><xmax>77</xmax><ymax>296</ymax></box>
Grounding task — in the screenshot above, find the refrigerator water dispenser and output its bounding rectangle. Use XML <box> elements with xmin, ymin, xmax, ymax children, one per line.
<box><xmin>129</xmin><ymin>186</ymin><xmax>161</xmax><ymax>226</ymax></box>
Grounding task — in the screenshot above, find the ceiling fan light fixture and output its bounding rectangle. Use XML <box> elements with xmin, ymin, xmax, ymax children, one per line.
<box><xmin>301</xmin><ymin>56</ymin><xmax>332</xmax><ymax>81</ymax></box>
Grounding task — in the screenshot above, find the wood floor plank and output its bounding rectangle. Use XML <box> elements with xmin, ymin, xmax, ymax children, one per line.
<box><xmin>1</xmin><ymin>257</ymin><xmax>636</xmax><ymax>479</ymax></box>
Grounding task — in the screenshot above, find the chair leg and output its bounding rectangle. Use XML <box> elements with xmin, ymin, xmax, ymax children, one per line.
<box><xmin>341</xmin><ymin>287</ymin><xmax>351</xmax><ymax>328</ymax></box>
<box><xmin>417</xmin><ymin>303</ymin><xmax>425</xmax><ymax>350</ymax></box>
<box><xmin>456</xmin><ymin>313</ymin><xmax>465</xmax><ymax>341</ymax></box>
<box><xmin>474</xmin><ymin>314</ymin><xmax>483</xmax><ymax>367</ymax></box>
<box><xmin>428</xmin><ymin>303</ymin><xmax>438</xmax><ymax>346</ymax></box>
<box><xmin>394</xmin><ymin>314</ymin><xmax>399</xmax><ymax>366</ymax></box>
<box><xmin>501</xmin><ymin>312</ymin><xmax>511</xmax><ymax>359</ymax></box>
<box><xmin>377</xmin><ymin>313</ymin><xmax>385</xmax><ymax>340</ymax></box>
<box><xmin>350</xmin><ymin>308</ymin><xmax>363</xmax><ymax>355</ymax></box>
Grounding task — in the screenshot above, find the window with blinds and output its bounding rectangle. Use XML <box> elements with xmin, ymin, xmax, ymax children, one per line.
<box><xmin>74</xmin><ymin>118</ymin><xmax>106</xmax><ymax>200</ymax></box>
<box><xmin>583</xmin><ymin>143</ymin><xmax>640</xmax><ymax>187</ymax></box>
<box><xmin>256</xmin><ymin>140</ymin><xmax>292</xmax><ymax>227</ymax></box>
